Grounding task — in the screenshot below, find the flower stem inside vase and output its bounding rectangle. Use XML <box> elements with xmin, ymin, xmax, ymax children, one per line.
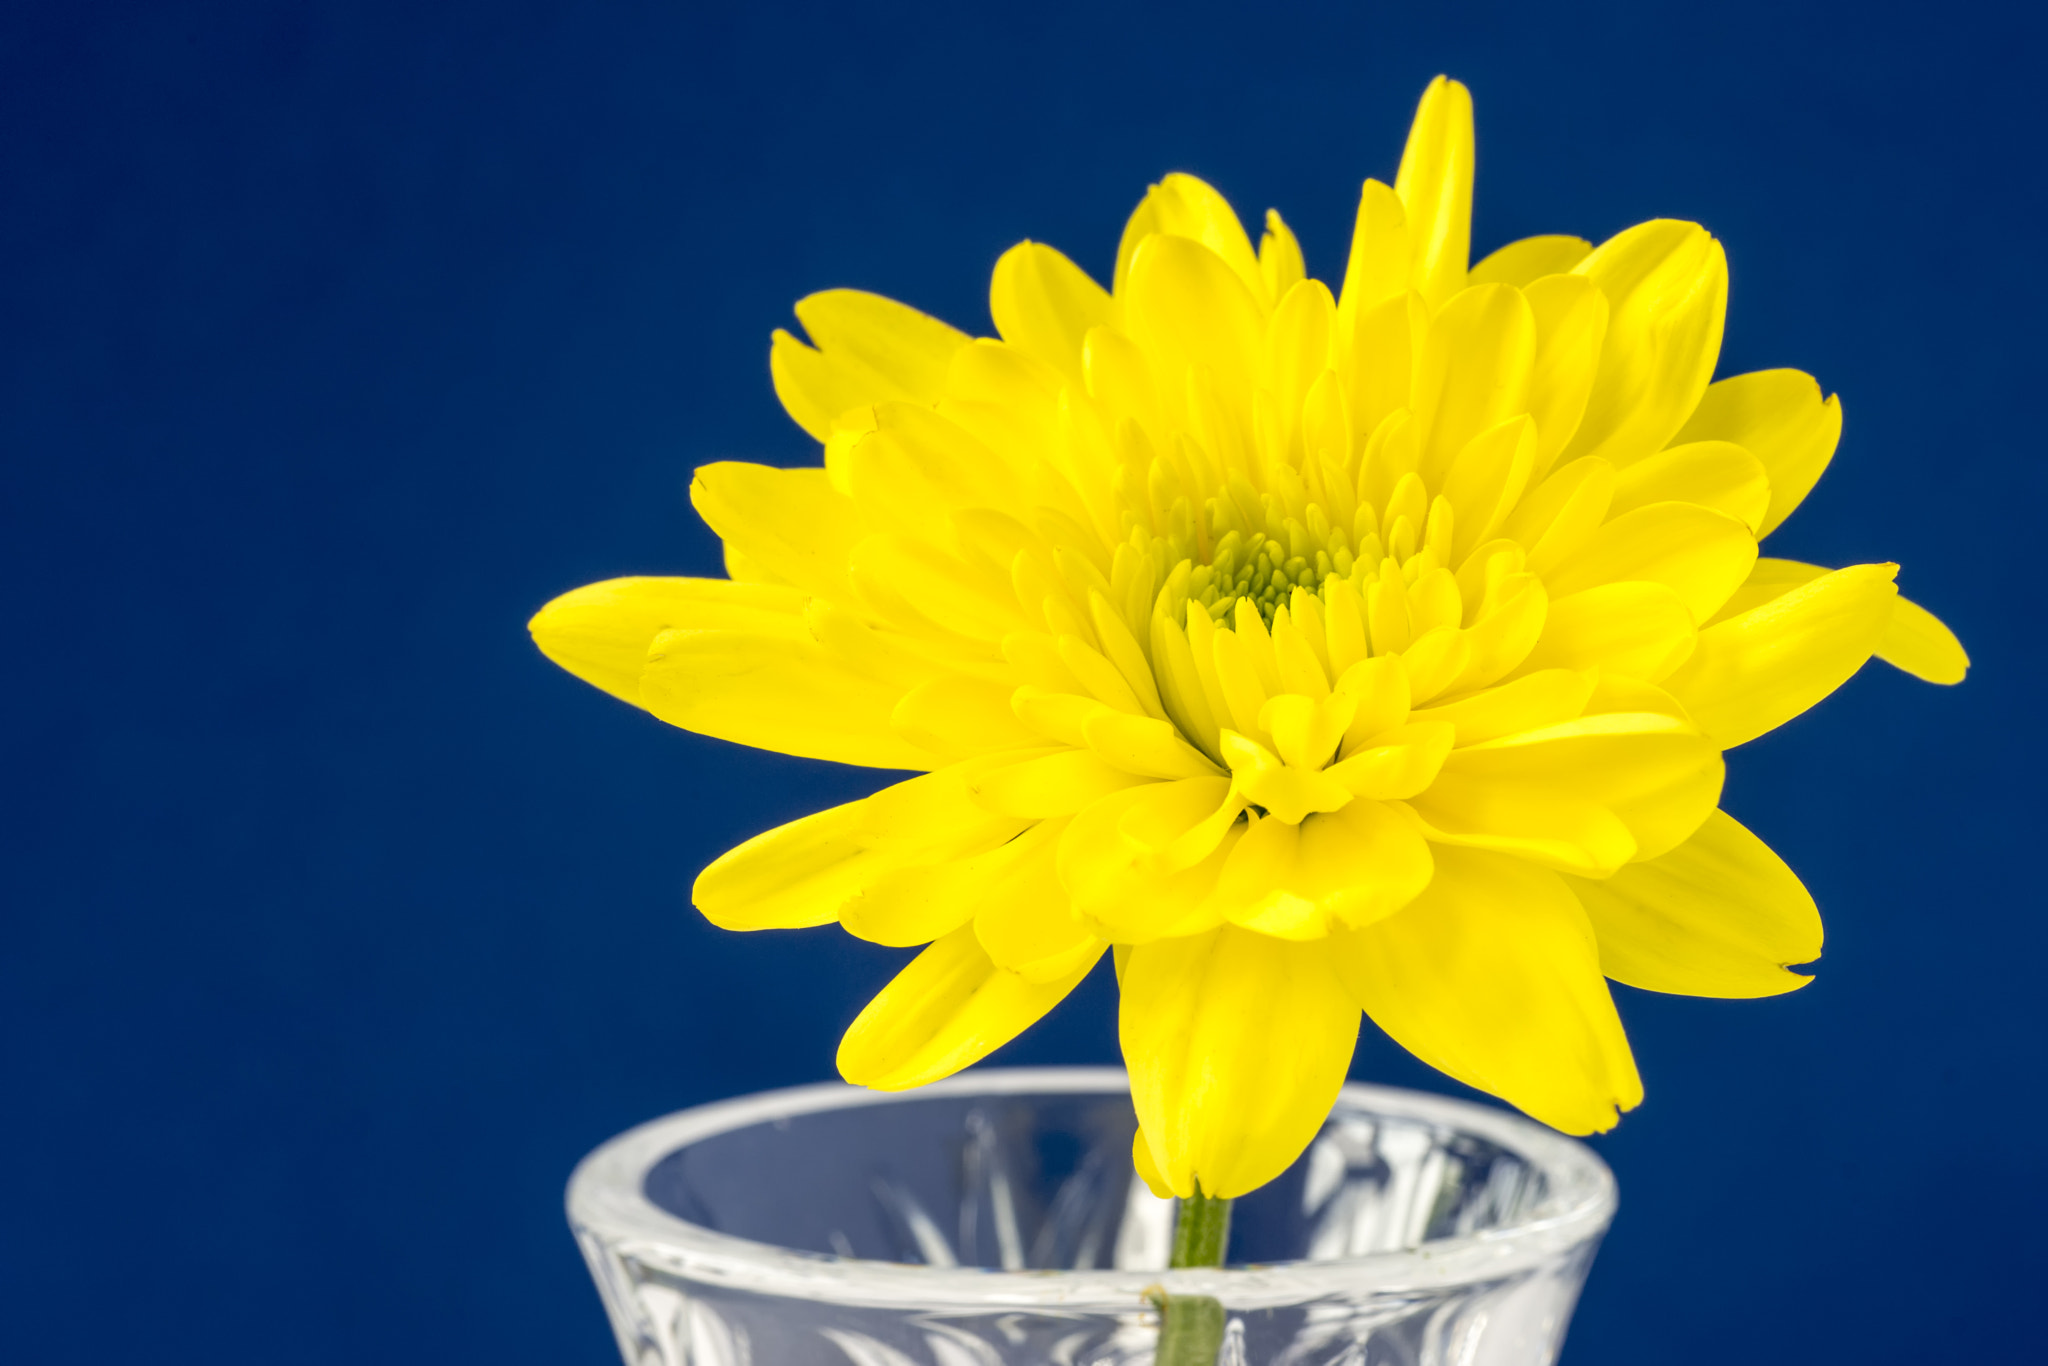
<box><xmin>1154</xmin><ymin>1193</ymin><xmax>1233</xmax><ymax>1365</ymax></box>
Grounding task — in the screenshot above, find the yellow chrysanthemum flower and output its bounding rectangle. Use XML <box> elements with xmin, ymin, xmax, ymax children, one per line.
<box><xmin>532</xmin><ymin>77</ymin><xmax>1966</xmax><ymax>1201</ymax></box>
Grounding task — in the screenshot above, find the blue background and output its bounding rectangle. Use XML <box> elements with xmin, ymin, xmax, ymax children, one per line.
<box><xmin>3</xmin><ymin>1</ymin><xmax>2037</xmax><ymax>1360</ymax></box>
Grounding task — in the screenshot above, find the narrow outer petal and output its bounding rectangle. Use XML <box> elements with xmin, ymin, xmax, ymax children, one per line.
<box><xmin>528</xmin><ymin>576</ymin><xmax>807</xmax><ymax>706</ymax></box>
<box><xmin>693</xmin><ymin>762</ymin><xmax>1030</xmax><ymax>930</ymax></box>
<box><xmin>1711</xmin><ymin>558</ymin><xmax>1968</xmax><ymax>685</ymax></box>
<box><xmin>838</xmin><ymin>923</ymin><xmax>1103</xmax><ymax>1090</ymax></box>
<box><xmin>640</xmin><ymin>627</ymin><xmax>940</xmax><ymax>770</ymax></box>
<box><xmin>1879</xmin><ymin>595</ymin><xmax>1970</xmax><ymax>685</ymax></box>
<box><xmin>1564</xmin><ymin>809</ymin><xmax>1822</xmax><ymax>998</ymax></box>
<box><xmin>689</xmin><ymin>463</ymin><xmax>866</xmax><ymax>603</ymax></box>
<box><xmin>795</xmin><ymin>289</ymin><xmax>969</xmax><ymax>399</ymax></box>
<box><xmin>768</xmin><ymin>290</ymin><xmax>969</xmax><ymax>441</ymax></box>
<box><xmin>1393</xmin><ymin>76</ymin><xmax>1475</xmax><ymax>309</ymax></box>
<box><xmin>1662</xmin><ymin>562</ymin><xmax>1898</xmax><ymax>747</ymax></box>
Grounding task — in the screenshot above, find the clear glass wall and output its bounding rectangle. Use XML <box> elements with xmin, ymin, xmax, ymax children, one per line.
<box><xmin>569</xmin><ymin>1068</ymin><xmax>1615</xmax><ymax>1365</ymax></box>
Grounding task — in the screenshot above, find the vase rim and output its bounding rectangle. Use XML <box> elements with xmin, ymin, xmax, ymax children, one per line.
<box><xmin>566</xmin><ymin>1066</ymin><xmax>1616</xmax><ymax>1312</ymax></box>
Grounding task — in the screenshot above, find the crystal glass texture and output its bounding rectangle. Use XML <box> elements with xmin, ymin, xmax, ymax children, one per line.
<box><xmin>569</xmin><ymin>1067</ymin><xmax>1615</xmax><ymax>1365</ymax></box>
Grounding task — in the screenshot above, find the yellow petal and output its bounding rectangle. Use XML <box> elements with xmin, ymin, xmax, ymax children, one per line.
<box><xmin>1468</xmin><ymin>234</ymin><xmax>1594</xmax><ymax>287</ymax></box>
<box><xmin>1398</xmin><ymin>624</ymin><xmax>1473</xmax><ymax>703</ymax></box>
<box><xmin>1710</xmin><ymin>560</ymin><xmax>1966</xmax><ymax>683</ymax></box>
<box><xmin>689</xmin><ymin>463</ymin><xmax>865</xmax><ymax>603</ymax></box>
<box><xmin>838</xmin><ymin>922</ymin><xmax>1102</xmax><ymax>1090</ymax></box>
<box><xmin>1580</xmin><ymin>673</ymin><xmax>1696</xmax><ymax>726</ymax></box>
<box><xmin>1011</xmin><ymin>684</ymin><xmax>1112</xmax><ymax>746</ymax></box>
<box><xmin>840</xmin><ymin>860</ymin><xmax>980</xmax><ymax>947</ymax></box>
<box><xmin>1879</xmin><ymin>593</ymin><xmax>1969</xmax><ymax>685</ymax></box>
<box><xmin>1504</xmin><ymin>456</ymin><xmax>1615</xmax><ymax>574</ymax></box>
<box><xmin>1449</xmin><ymin>575</ymin><xmax>1550</xmax><ymax>692</ymax></box>
<box><xmin>1007</xmin><ymin>628</ymin><xmax>1089</xmax><ymax>692</ymax></box>
<box><xmin>1271</xmin><ymin>606</ymin><xmax>1334</xmax><ymax>699</ymax></box>
<box><xmin>1331</xmin><ymin>846</ymin><xmax>1641</xmax><ymax>1134</ymax></box>
<box><xmin>892</xmin><ymin>676</ymin><xmax>1046</xmax><ymax>760</ymax></box>
<box><xmin>944</xmin><ymin>337</ymin><xmax>1064</xmax><ymax>424</ymax></box>
<box><xmin>1088</xmin><ymin>591</ymin><xmax>1171</xmax><ymax>718</ymax></box>
<box><xmin>843</xmin><ymin>815</ymin><xmax>1057</xmax><ymax>949</ymax></box>
<box><xmin>1057</xmin><ymin>632</ymin><xmax>1150</xmax><ymax>715</ymax></box>
<box><xmin>1258</xmin><ymin>692</ymin><xmax>1351</xmax><ymax>769</ymax></box>
<box><xmin>1114</xmin><ymin>172</ymin><xmax>1263</xmax><ymax>304</ymax></box>
<box><xmin>1562</xmin><ymin>221</ymin><xmax>1727</xmax><ymax>468</ymax></box>
<box><xmin>1408</xmin><ymin>713</ymin><xmax>1724</xmax><ymax>875</ymax></box>
<box><xmin>988</xmin><ymin>241</ymin><xmax>1114</xmax><ymax>384</ymax></box>
<box><xmin>1213</xmin><ymin>801</ymin><xmax>1433</xmax><ymax>938</ymax></box>
<box><xmin>1542</xmin><ymin>501</ymin><xmax>1757</xmax><ymax>623</ymax></box>
<box><xmin>1122</xmin><ymin>232</ymin><xmax>1265</xmax><ymax>432</ymax></box>
<box><xmin>970</xmin><ymin>747</ymin><xmax>1154</xmax><ymax>817</ymax></box>
<box><xmin>971</xmin><ymin>823</ymin><xmax>1100</xmax><ymax>983</ymax></box>
<box><xmin>857</xmin><ymin>403</ymin><xmax>1028</xmax><ymax>522</ymax></box>
<box><xmin>1609</xmin><ymin>440</ymin><xmax>1771</xmax><ymax>533</ymax></box>
<box><xmin>1440</xmin><ymin>415</ymin><xmax>1538</xmax><ymax>559</ymax></box>
<box><xmin>1219</xmin><ymin>729</ymin><xmax>1353</xmax><ymax>824</ymax></box>
<box><xmin>640</xmin><ymin>626</ymin><xmax>941</xmax><ymax>769</ymax></box>
<box><xmin>693</xmin><ymin>763</ymin><xmax>1031</xmax><ymax>930</ymax></box>
<box><xmin>1672</xmin><ymin>369</ymin><xmax>1841</xmax><ymax>538</ymax></box>
<box><xmin>1662</xmin><ymin>562</ymin><xmax>1899</xmax><ymax>748</ymax></box>
<box><xmin>1522</xmin><ymin>274</ymin><xmax>1610</xmax><ymax>475</ymax></box>
<box><xmin>1393</xmin><ymin>76</ymin><xmax>1475</xmax><ymax>309</ymax></box>
<box><xmin>1259</xmin><ymin>208</ymin><xmax>1308</xmax><ymax>303</ymax></box>
<box><xmin>1706</xmin><ymin>556</ymin><xmax>1828</xmax><ymax>623</ymax></box>
<box><xmin>1082</xmin><ymin>709</ymin><xmax>1222</xmax><ymax>779</ymax></box>
<box><xmin>850</xmin><ymin>535</ymin><xmax>1021</xmax><ymax>643</ymax></box>
<box><xmin>1132</xmin><ymin>1128</ymin><xmax>1174</xmax><ymax>1200</ymax></box>
<box><xmin>1412</xmin><ymin>284</ymin><xmax>1535</xmax><ymax>484</ymax></box>
<box><xmin>1335</xmin><ymin>653</ymin><xmax>1412</xmax><ymax>745</ymax></box>
<box><xmin>1412</xmin><ymin>668</ymin><xmax>1595</xmax><ymax>746</ymax></box>
<box><xmin>1519</xmin><ymin>582</ymin><xmax>1698</xmax><ymax>680</ymax></box>
<box><xmin>1209</xmin><ymin>625</ymin><xmax>1272</xmax><ymax>738</ymax></box>
<box><xmin>1564</xmin><ymin>809</ymin><xmax>1821</xmax><ymax>998</ymax></box>
<box><xmin>1059</xmin><ymin>780</ymin><xmax>1241</xmax><ymax>942</ymax></box>
<box><xmin>1080</xmin><ymin>326</ymin><xmax>1162</xmax><ymax>452</ymax></box>
<box><xmin>528</xmin><ymin>576</ymin><xmax>807</xmax><ymax>706</ymax></box>
<box><xmin>796</xmin><ymin>289</ymin><xmax>969</xmax><ymax>402</ymax></box>
<box><xmin>694</xmin><ymin>802</ymin><xmax>872</xmax><ymax>932</ymax></box>
<box><xmin>1151</xmin><ymin>609</ymin><xmax>1225</xmax><ymax>759</ymax></box>
<box><xmin>1263</xmin><ymin>279</ymin><xmax>1338</xmax><ymax>437</ymax></box>
<box><xmin>1327</xmin><ymin>722</ymin><xmax>1456</xmax><ymax>800</ymax></box>
<box><xmin>805</xmin><ymin>597</ymin><xmax>954</xmax><ymax>687</ymax></box>
<box><xmin>1345</xmin><ymin>294</ymin><xmax>1427</xmax><ymax>445</ymax></box>
<box><xmin>1122</xmin><ymin>925</ymin><xmax>1360</xmax><ymax>1197</ymax></box>
<box><xmin>770</xmin><ymin>329</ymin><xmax>875</xmax><ymax>442</ymax></box>
<box><xmin>1335</xmin><ymin>179</ymin><xmax>1410</xmax><ymax>324</ymax></box>
<box><xmin>1210</xmin><ymin>815</ymin><xmax>1316</xmax><ymax>936</ymax></box>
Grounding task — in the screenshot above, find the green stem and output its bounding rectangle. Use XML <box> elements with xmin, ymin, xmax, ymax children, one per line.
<box><xmin>1153</xmin><ymin>1193</ymin><xmax>1233</xmax><ymax>1366</ymax></box>
<box><xmin>1169</xmin><ymin>1191</ymin><xmax>1233</xmax><ymax>1270</ymax></box>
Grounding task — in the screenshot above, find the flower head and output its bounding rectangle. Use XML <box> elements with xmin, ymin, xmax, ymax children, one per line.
<box><xmin>532</xmin><ymin>78</ymin><xmax>1966</xmax><ymax>1199</ymax></box>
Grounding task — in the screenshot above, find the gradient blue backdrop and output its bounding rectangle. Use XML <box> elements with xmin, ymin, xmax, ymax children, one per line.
<box><xmin>3</xmin><ymin>1</ymin><xmax>2038</xmax><ymax>1360</ymax></box>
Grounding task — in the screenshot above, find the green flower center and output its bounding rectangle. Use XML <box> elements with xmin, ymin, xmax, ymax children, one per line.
<box><xmin>1188</xmin><ymin>523</ymin><xmax>1357</xmax><ymax>627</ymax></box>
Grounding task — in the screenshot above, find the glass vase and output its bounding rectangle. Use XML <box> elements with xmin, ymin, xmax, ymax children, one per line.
<box><xmin>568</xmin><ymin>1067</ymin><xmax>1615</xmax><ymax>1365</ymax></box>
